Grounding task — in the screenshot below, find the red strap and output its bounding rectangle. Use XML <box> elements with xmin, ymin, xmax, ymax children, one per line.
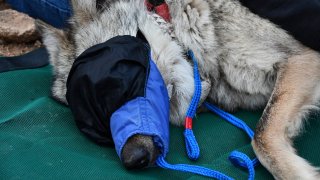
<box><xmin>154</xmin><ymin>3</ymin><xmax>171</xmax><ymax>22</ymax></box>
<box><xmin>185</xmin><ymin>117</ymin><xmax>193</xmax><ymax>129</ymax></box>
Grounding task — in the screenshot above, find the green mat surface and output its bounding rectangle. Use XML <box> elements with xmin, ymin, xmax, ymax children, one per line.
<box><xmin>0</xmin><ymin>57</ymin><xmax>319</xmax><ymax>179</ymax></box>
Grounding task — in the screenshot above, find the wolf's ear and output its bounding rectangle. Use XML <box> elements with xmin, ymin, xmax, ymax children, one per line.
<box><xmin>35</xmin><ymin>19</ymin><xmax>60</xmax><ymax>55</ymax></box>
<box><xmin>35</xmin><ymin>19</ymin><xmax>52</xmax><ymax>36</ymax></box>
<box><xmin>70</xmin><ymin>0</ymin><xmax>96</xmax><ymax>13</ymax></box>
<box><xmin>69</xmin><ymin>0</ymin><xmax>98</xmax><ymax>26</ymax></box>
<box><xmin>35</xmin><ymin>20</ymin><xmax>70</xmax><ymax>65</ymax></box>
<box><xmin>36</xmin><ymin>19</ymin><xmax>75</xmax><ymax>105</ymax></box>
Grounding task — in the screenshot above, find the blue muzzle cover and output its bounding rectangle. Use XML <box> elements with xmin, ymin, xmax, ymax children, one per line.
<box><xmin>110</xmin><ymin>59</ymin><xmax>170</xmax><ymax>157</ymax></box>
<box><xmin>66</xmin><ymin>35</ymin><xmax>169</xmax><ymax>157</ymax></box>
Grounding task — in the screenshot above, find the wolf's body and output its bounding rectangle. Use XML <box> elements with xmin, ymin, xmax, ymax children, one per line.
<box><xmin>37</xmin><ymin>0</ymin><xmax>320</xmax><ymax>179</ymax></box>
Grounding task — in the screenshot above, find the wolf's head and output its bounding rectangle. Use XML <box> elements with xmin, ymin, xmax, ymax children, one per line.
<box><xmin>36</xmin><ymin>0</ymin><xmax>211</xmax><ymax>170</ymax></box>
<box><xmin>35</xmin><ymin>0</ymin><xmax>166</xmax><ymax>170</ymax></box>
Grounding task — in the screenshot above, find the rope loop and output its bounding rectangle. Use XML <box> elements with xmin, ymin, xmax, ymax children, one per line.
<box><xmin>229</xmin><ymin>151</ymin><xmax>257</xmax><ymax>180</ymax></box>
<box><xmin>184</xmin><ymin>128</ymin><xmax>200</xmax><ymax>160</ymax></box>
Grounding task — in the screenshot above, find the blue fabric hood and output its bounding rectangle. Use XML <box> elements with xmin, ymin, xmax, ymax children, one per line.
<box><xmin>66</xmin><ymin>35</ymin><xmax>169</xmax><ymax>157</ymax></box>
<box><xmin>111</xmin><ymin>59</ymin><xmax>170</xmax><ymax>157</ymax></box>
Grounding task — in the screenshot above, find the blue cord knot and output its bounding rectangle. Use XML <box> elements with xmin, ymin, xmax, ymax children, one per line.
<box><xmin>229</xmin><ymin>151</ymin><xmax>258</xmax><ymax>180</ymax></box>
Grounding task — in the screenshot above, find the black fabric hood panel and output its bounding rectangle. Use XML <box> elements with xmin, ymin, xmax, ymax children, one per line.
<box><xmin>66</xmin><ymin>35</ymin><xmax>150</xmax><ymax>146</ymax></box>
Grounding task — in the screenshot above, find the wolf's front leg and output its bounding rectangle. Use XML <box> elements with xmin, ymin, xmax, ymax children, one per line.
<box><xmin>252</xmin><ymin>49</ymin><xmax>320</xmax><ymax>180</ymax></box>
<box><xmin>139</xmin><ymin>11</ymin><xmax>211</xmax><ymax>126</ymax></box>
<box><xmin>151</xmin><ymin>41</ymin><xmax>211</xmax><ymax>126</ymax></box>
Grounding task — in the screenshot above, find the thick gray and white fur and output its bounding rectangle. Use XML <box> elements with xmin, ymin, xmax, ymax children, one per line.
<box><xmin>36</xmin><ymin>0</ymin><xmax>320</xmax><ymax>179</ymax></box>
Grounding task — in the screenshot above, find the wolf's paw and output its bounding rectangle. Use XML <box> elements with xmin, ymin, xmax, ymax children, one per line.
<box><xmin>169</xmin><ymin>84</ymin><xmax>194</xmax><ymax>126</ymax></box>
<box><xmin>169</xmin><ymin>0</ymin><xmax>215</xmax><ymax>74</ymax></box>
<box><xmin>200</xmin><ymin>79</ymin><xmax>211</xmax><ymax>104</ymax></box>
<box><xmin>175</xmin><ymin>0</ymin><xmax>211</xmax><ymax>35</ymax></box>
<box><xmin>169</xmin><ymin>78</ymin><xmax>211</xmax><ymax>126</ymax></box>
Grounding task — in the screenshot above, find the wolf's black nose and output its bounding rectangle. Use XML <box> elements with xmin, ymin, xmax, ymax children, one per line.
<box><xmin>122</xmin><ymin>148</ymin><xmax>150</xmax><ymax>170</ymax></box>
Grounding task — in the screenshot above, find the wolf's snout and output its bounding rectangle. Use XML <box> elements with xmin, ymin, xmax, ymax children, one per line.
<box><xmin>121</xmin><ymin>134</ymin><xmax>159</xmax><ymax>170</ymax></box>
<box><xmin>122</xmin><ymin>147</ymin><xmax>150</xmax><ymax>169</ymax></box>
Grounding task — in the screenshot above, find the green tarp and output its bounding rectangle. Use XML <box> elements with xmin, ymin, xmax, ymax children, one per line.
<box><xmin>0</xmin><ymin>51</ymin><xmax>319</xmax><ymax>179</ymax></box>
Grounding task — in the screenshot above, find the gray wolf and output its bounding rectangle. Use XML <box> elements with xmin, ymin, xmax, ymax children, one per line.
<box><xmin>36</xmin><ymin>0</ymin><xmax>320</xmax><ymax>179</ymax></box>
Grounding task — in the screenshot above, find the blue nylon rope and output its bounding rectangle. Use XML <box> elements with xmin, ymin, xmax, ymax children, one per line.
<box><xmin>204</xmin><ymin>103</ymin><xmax>254</xmax><ymax>139</ymax></box>
<box><xmin>156</xmin><ymin>156</ymin><xmax>234</xmax><ymax>180</ymax></box>
<box><xmin>204</xmin><ymin>102</ymin><xmax>259</xmax><ymax>180</ymax></box>
<box><xmin>183</xmin><ymin>129</ymin><xmax>199</xmax><ymax>160</ymax></box>
<box><xmin>155</xmin><ymin>50</ymin><xmax>258</xmax><ymax>180</ymax></box>
<box><xmin>229</xmin><ymin>151</ymin><xmax>256</xmax><ymax>180</ymax></box>
<box><xmin>156</xmin><ymin>50</ymin><xmax>234</xmax><ymax>179</ymax></box>
<box><xmin>183</xmin><ymin>50</ymin><xmax>202</xmax><ymax>160</ymax></box>
<box><xmin>185</xmin><ymin>50</ymin><xmax>202</xmax><ymax>118</ymax></box>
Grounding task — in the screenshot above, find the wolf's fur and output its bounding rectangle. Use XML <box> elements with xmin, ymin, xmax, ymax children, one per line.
<box><xmin>37</xmin><ymin>0</ymin><xmax>320</xmax><ymax>178</ymax></box>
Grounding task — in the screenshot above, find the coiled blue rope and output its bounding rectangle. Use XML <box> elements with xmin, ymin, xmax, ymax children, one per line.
<box><xmin>156</xmin><ymin>50</ymin><xmax>234</xmax><ymax>179</ymax></box>
<box><xmin>204</xmin><ymin>102</ymin><xmax>259</xmax><ymax>180</ymax></box>
<box><xmin>155</xmin><ymin>50</ymin><xmax>258</xmax><ymax>180</ymax></box>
